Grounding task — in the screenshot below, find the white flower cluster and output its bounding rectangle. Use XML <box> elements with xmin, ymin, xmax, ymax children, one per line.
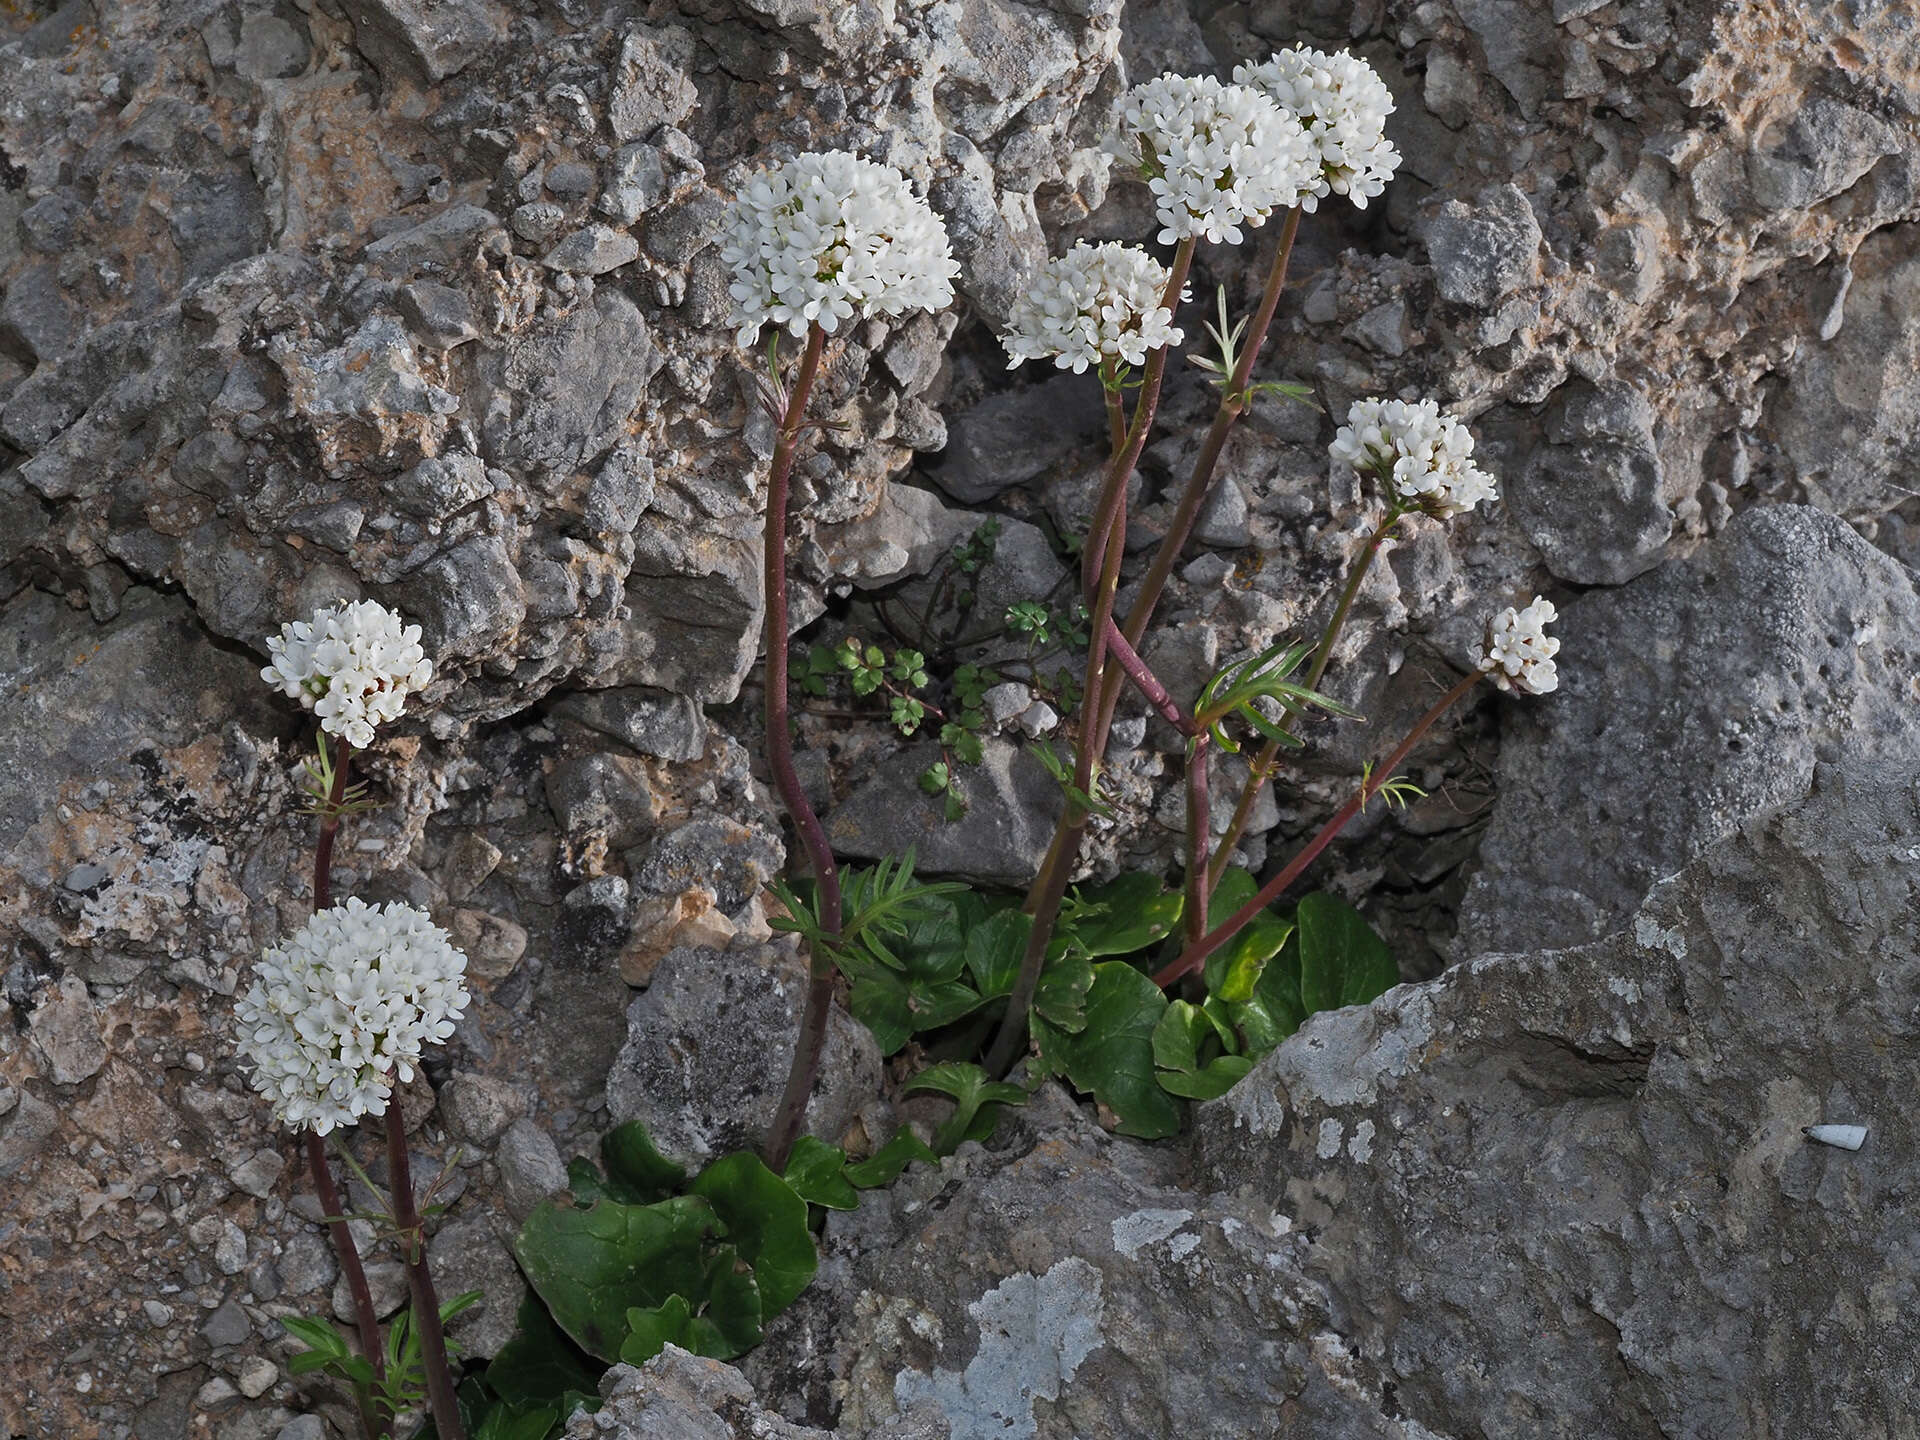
<box><xmin>1234</xmin><ymin>47</ymin><xmax>1401</xmax><ymax>210</ymax></box>
<box><xmin>1479</xmin><ymin>597</ymin><xmax>1561</xmax><ymax>695</ymax></box>
<box><xmin>1002</xmin><ymin>242</ymin><xmax>1186</xmax><ymax>373</ymax></box>
<box><xmin>1112</xmin><ymin>74</ymin><xmax>1318</xmax><ymax>246</ymax></box>
<box><xmin>262</xmin><ymin>600</ymin><xmax>433</xmax><ymax>749</ymax></box>
<box><xmin>235</xmin><ymin>899</ymin><xmax>471</xmax><ymax>1135</ymax></box>
<box><xmin>1329</xmin><ymin>397</ymin><xmax>1499</xmax><ymax>519</ymax></box>
<box><xmin>720</xmin><ymin>150</ymin><xmax>959</xmax><ymax>347</ymax></box>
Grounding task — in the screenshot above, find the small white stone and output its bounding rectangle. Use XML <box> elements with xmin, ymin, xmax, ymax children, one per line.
<box><xmin>1804</xmin><ymin>1123</ymin><xmax>1868</xmax><ymax>1151</ymax></box>
<box><xmin>237</xmin><ymin>1355</ymin><xmax>280</xmax><ymax>1399</ymax></box>
<box><xmin>214</xmin><ymin>1220</ymin><xmax>249</xmax><ymax>1275</ymax></box>
<box><xmin>195</xmin><ymin>1376</ymin><xmax>239</xmax><ymax>1408</ymax></box>
<box><xmin>1017</xmin><ymin>701</ymin><xmax>1061</xmax><ymax>738</ymax></box>
<box><xmin>143</xmin><ymin>1299</ymin><xmax>175</xmax><ymax>1328</ymax></box>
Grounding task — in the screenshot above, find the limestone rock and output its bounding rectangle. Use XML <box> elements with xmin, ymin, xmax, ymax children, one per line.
<box><xmin>1460</xmin><ymin>504</ymin><xmax>1920</xmax><ymax>955</ymax></box>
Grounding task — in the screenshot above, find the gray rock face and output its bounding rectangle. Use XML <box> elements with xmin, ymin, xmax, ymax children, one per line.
<box><xmin>605</xmin><ymin>945</ymin><xmax>882</xmax><ymax>1170</ymax></box>
<box><xmin>1459</xmin><ymin>504</ymin><xmax>1920</xmax><ymax>955</ymax></box>
<box><xmin>569</xmin><ymin>1349</ymin><xmax>833</xmax><ymax>1439</ymax></box>
<box><xmin>828</xmin><ymin>738</ymin><xmax>1065</xmax><ymax>887</ymax></box>
<box><xmin>339</xmin><ymin>0</ymin><xmax>499</xmax><ymax>82</ymax></box>
<box><xmin>1419</xmin><ymin>184</ymin><xmax>1542</xmax><ymax>309</ymax></box>
<box><xmin>1510</xmin><ymin>379</ymin><xmax>1673</xmax><ymax>585</ymax></box>
<box><xmin>1195</xmin><ymin>764</ymin><xmax>1920</xmax><ymax>1439</ymax></box>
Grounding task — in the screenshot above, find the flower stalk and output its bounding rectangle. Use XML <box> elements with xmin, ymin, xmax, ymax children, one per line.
<box><xmin>304</xmin><ymin>1131</ymin><xmax>388</xmax><ymax>1440</ymax></box>
<box><xmin>1156</xmin><ymin>668</ymin><xmax>1483</xmax><ymax>988</ymax></box>
<box><xmin>985</xmin><ymin>238</ymin><xmax>1196</xmax><ymax>1077</ymax></box>
<box><xmin>385</xmin><ymin>1108</ymin><xmax>464</xmax><ymax>1440</ymax></box>
<box><xmin>761</xmin><ymin>324</ymin><xmax>842</xmax><ymax>1174</ymax></box>
<box><xmin>1209</xmin><ymin>503</ymin><xmax>1403</xmax><ymax>886</ymax></box>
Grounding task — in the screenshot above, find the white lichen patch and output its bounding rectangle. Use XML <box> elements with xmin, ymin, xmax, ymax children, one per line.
<box><xmin>1634</xmin><ymin>912</ymin><xmax>1689</xmax><ymax>958</ymax></box>
<box><xmin>893</xmin><ymin>1258</ymin><xmax>1106</xmax><ymax>1440</ymax></box>
<box><xmin>1346</xmin><ymin>1118</ymin><xmax>1376</xmax><ymax>1164</ymax></box>
<box><xmin>1110</xmin><ymin>1207</ymin><xmax>1194</xmax><ymax>1259</ymax></box>
<box><xmin>1316</xmin><ymin>1118</ymin><xmax>1344</xmax><ymax>1159</ymax></box>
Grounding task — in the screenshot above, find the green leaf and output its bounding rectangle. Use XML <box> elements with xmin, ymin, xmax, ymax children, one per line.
<box><xmin>512</xmin><ymin>1196</ymin><xmax>721</xmax><ymax>1362</ymax></box>
<box><xmin>1296</xmin><ymin>892</ymin><xmax>1399</xmax><ymax>1016</ymax></box>
<box><xmin>475</xmin><ymin>1405</ymin><xmax>568</xmax><ymax>1440</ymax></box>
<box><xmin>782</xmin><ymin>1136</ymin><xmax>859</xmax><ymax>1210</ymax></box>
<box><xmin>1045</xmin><ymin>962</ymin><xmax>1182</xmax><ymax>1139</ymax></box>
<box><xmin>848</xmin><ymin>973</ymin><xmax>914</xmax><ymax>1055</ymax></box>
<box><xmin>908</xmin><ymin>979</ymin><xmax>989</xmax><ymax>1032</ymax></box>
<box><xmin>601</xmin><ymin>1121</ymin><xmax>688</xmax><ymax>1205</ymax></box>
<box><xmin>1033</xmin><ymin>944</ymin><xmax>1095</xmax><ymax>1031</ymax></box>
<box><xmin>962</xmin><ymin>908</ymin><xmax>1032</xmax><ymax>999</ymax></box>
<box><xmin>952</xmin><ymin>731</ymin><xmax>985</xmax><ymax>767</ymax></box>
<box><xmin>1203</xmin><ymin>906</ymin><xmax>1293</xmax><ymax>1006</ymax></box>
<box><xmin>487</xmin><ymin>1293</ymin><xmax>604</xmax><ymax>1409</ymax></box>
<box><xmin>695</xmin><ymin>1246</ymin><xmax>765</xmax><ymax>1355</ymax></box>
<box><xmin>280</xmin><ymin>1315</ymin><xmax>349</xmax><ymax>1357</ymax></box>
<box><xmin>619</xmin><ymin>1295</ymin><xmax>695</xmax><ymax>1367</ymax></box>
<box><xmin>1231</xmin><ymin>923</ymin><xmax>1307</xmax><ymax>1060</ymax></box>
<box><xmin>1150</xmin><ymin>1000</ymin><xmax>1205</xmax><ymax>1072</ymax></box>
<box><xmin>441</xmin><ymin>1289</ymin><xmax>485</xmax><ymax>1324</ymax></box>
<box><xmin>844</xmin><ymin>1130</ymin><xmax>939</xmax><ymax>1188</ymax></box>
<box><xmin>1064</xmin><ymin>872</ymin><xmax>1183</xmax><ymax>957</ymax></box>
<box><xmin>687</xmin><ymin>1153</ymin><xmax>817</xmax><ymax>1315</ymax></box>
<box><xmin>286</xmin><ymin>1350</ymin><xmax>336</xmax><ymax>1377</ymax></box>
<box><xmin>1155</xmin><ymin>1054</ymin><xmax>1253</xmax><ymax>1099</ymax></box>
<box><xmin>904</xmin><ymin>1061</ymin><xmax>1029</xmax><ymax>1109</ymax></box>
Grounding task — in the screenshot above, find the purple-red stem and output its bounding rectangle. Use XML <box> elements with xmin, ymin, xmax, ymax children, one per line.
<box><xmin>984</xmin><ymin>238</ymin><xmax>1197</xmax><ymax>1077</ymax></box>
<box><xmin>304</xmin><ymin>1131</ymin><xmax>387</xmax><ymax>1440</ymax></box>
<box><xmin>1155</xmin><ymin>670</ymin><xmax>1483</xmax><ymax>988</ymax></box>
<box><xmin>1207</xmin><ymin>507</ymin><xmax>1402</xmax><ymax>888</ymax></box>
<box><xmin>1184</xmin><ymin>734</ymin><xmax>1211</xmax><ymax>947</ymax></box>
<box><xmin>385</xmin><ymin>1107</ymin><xmax>463</xmax><ymax>1440</ymax></box>
<box><xmin>759</xmin><ymin>326</ymin><xmax>841</xmax><ymax>1174</ymax></box>
<box><xmin>1102</xmin><ymin>619</ymin><xmax>1189</xmax><ymax>733</ymax></box>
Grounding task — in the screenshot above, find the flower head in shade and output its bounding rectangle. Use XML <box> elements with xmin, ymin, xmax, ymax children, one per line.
<box><xmin>1002</xmin><ymin>242</ymin><xmax>1186</xmax><ymax>374</ymax></box>
<box><xmin>235</xmin><ymin>899</ymin><xmax>471</xmax><ymax>1135</ymax></box>
<box><xmin>1234</xmin><ymin>47</ymin><xmax>1401</xmax><ymax>211</ymax></box>
<box><xmin>1329</xmin><ymin>397</ymin><xmax>1498</xmax><ymax>519</ymax></box>
<box><xmin>720</xmin><ymin>150</ymin><xmax>960</xmax><ymax>347</ymax></box>
<box><xmin>262</xmin><ymin>601</ymin><xmax>433</xmax><ymax>749</ymax></box>
<box><xmin>1478</xmin><ymin>597</ymin><xmax>1560</xmax><ymax>695</ymax></box>
<box><xmin>1111</xmin><ymin>74</ymin><xmax>1318</xmax><ymax>246</ymax></box>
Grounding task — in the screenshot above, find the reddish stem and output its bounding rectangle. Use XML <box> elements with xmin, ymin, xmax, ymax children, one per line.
<box><xmin>1155</xmin><ymin>670</ymin><xmax>1483</xmax><ymax>988</ymax></box>
<box><xmin>759</xmin><ymin>325</ymin><xmax>841</xmax><ymax>1174</ymax></box>
<box><xmin>1208</xmin><ymin>507</ymin><xmax>1401</xmax><ymax>888</ymax></box>
<box><xmin>985</xmin><ymin>238</ymin><xmax>1197</xmax><ymax>1077</ymax></box>
<box><xmin>1183</xmin><ymin>733</ymin><xmax>1211</xmax><ymax>947</ymax></box>
<box><xmin>1102</xmin><ymin>618</ymin><xmax>1190</xmax><ymax>733</ymax></box>
<box><xmin>304</xmin><ymin>1131</ymin><xmax>388</xmax><ymax>1440</ymax></box>
<box><xmin>385</xmin><ymin>1107</ymin><xmax>463</xmax><ymax>1440</ymax></box>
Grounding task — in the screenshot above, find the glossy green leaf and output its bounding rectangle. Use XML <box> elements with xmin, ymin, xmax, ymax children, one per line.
<box><xmin>487</xmin><ymin>1293</ymin><xmax>604</xmax><ymax>1409</ymax></box>
<box><xmin>907</xmin><ymin>979</ymin><xmax>989</xmax><ymax>1032</ymax></box>
<box><xmin>512</xmin><ymin>1196</ymin><xmax>719</xmax><ymax>1362</ymax></box>
<box><xmin>1064</xmin><ymin>872</ymin><xmax>1183</xmax><ymax>956</ymax></box>
<box><xmin>1033</xmin><ymin>944</ymin><xmax>1094</xmax><ymax>1031</ymax></box>
<box><xmin>687</xmin><ymin>1153</ymin><xmax>817</xmax><ymax>1315</ymax></box>
<box><xmin>600</xmin><ymin>1121</ymin><xmax>686</xmax><ymax>1204</ymax></box>
<box><xmin>1203</xmin><ymin>905</ymin><xmax>1292</xmax><ymax>1005</ymax></box>
<box><xmin>474</xmin><ymin>1404</ymin><xmax>567</xmax><ymax>1440</ymax></box>
<box><xmin>963</xmin><ymin>908</ymin><xmax>1032</xmax><ymax>998</ymax></box>
<box><xmin>618</xmin><ymin>1295</ymin><xmax>695</xmax><ymax>1367</ymax></box>
<box><xmin>280</xmin><ymin>1315</ymin><xmax>348</xmax><ymax>1357</ymax></box>
<box><xmin>1155</xmin><ymin>1054</ymin><xmax>1253</xmax><ymax>1099</ymax></box>
<box><xmin>843</xmin><ymin>1130</ymin><xmax>939</xmax><ymax>1188</ymax></box>
<box><xmin>1044</xmin><ymin>962</ymin><xmax>1181</xmax><ymax>1139</ymax></box>
<box><xmin>848</xmin><ymin>973</ymin><xmax>913</xmax><ymax>1055</ymax></box>
<box><xmin>696</xmin><ymin>1247</ymin><xmax>765</xmax><ymax>1355</ymax></box>
<box><xmin>1150</xmin><ymin>1000</ymin><xmax>1207</xmax><ymax>1072</ymax></box>
<box><xmin>1296</xmin><ymin>892</ymin><xmax>1399</xmax><ymax>1016</ymax></box>
<box><xmin>782</xmin><ymin>1135</ymin><xmax>859</xmax><ymax>1210</ymax></box>
<box><xmin>905</xmin><ymin>1061</ymin><xmax>1028</xmax><ymax>1109</ymax></box>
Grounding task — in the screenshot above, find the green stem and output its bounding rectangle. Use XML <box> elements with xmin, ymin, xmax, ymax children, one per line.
<box><xmin>759</xmin><ymin>324</ymin><xmax>841</xmax><ymax>1175</ymax></box>
<box><xmin>1156</xmin><ymin>670</ymin><xmax>1482</xmax><ymax>988</ymax></box>
<box><xmin>1208</xmin><ymin>505</ymin><xmax>1403</xmax><ymax>887</ymax></box>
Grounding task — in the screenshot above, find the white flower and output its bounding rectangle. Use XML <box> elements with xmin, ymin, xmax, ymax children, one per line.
<box><xmin>1478</xmin><ymin>596</ymin><xmax>1560</xmax><ymax>695</ymax></box>
<box><xmin>262</xmin><ymin>600</ymin><xmax>433</xmax><ymax>749</ymax></box>
<box><xmin>1329</xmin><ymin>397</ymin><xmax>1498</xmax><ymax>519</ymax></box>
<box><xmin>235</xmin><ymin>899</ymin><xmax>471</xmax><ymax>1135</ymax></box>
<box><xmin>1234</xmin><ymin>47</ymin><xmax>1401</xmax><ymax>211</ymax></box>
<box><xmin>1002</xmin><ymin>242</ymin><xmax>1186</xmax><ymax>373</ymax></box>
<box><xmin>1110</xmin><ymin>74</ymin><xmax>1319</xmax><ymax>246</ymax></box>
<box><xmin>720</xmin><ymin>150</ymin><xmax>960</xmax><ymax>347</ymax></box>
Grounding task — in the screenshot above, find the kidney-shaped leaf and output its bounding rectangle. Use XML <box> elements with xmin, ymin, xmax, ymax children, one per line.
<box><xmin>1296</xmin><ymin>892</ymin><xmax>1399</xmax><ymax>1016</ymax></box>
<box><xmin>687</xmin><ymin>1153</ymin><xmax>817</xmax><ymax>1316</ymax></box>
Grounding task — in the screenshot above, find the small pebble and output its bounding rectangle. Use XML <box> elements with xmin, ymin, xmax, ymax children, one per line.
<box><xmin>1804</xmin><ymin>1123</ymin><xmax>1867</xmax><ymax>1151</ymax></box>
<box><xmin>237</xmin><ymin>1354</ymin><xmax>280</xmax><ymax>1399</ymax></box>
<box><xmin>143</xmin><ymin>1299</ymin><xmax>174</xmax><ymax>1328</ymax></box>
